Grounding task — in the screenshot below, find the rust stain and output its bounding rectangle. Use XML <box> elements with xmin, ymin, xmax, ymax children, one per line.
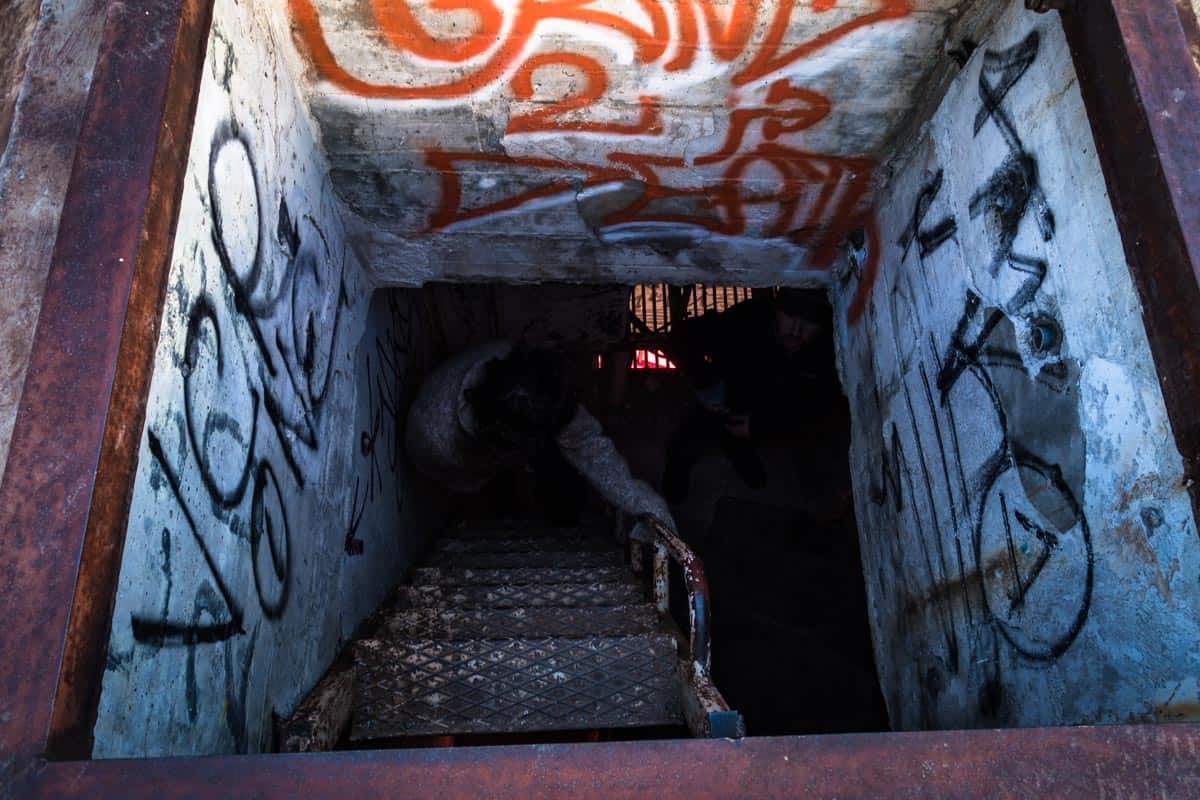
<box><xmin>1114</xmin><ymin>473</ymin><xmax>1161</xmax><ymax>516</ymax></box>
<box><xmin>1111</xmin><ymin>517</ymin><xmax>1173</xmax><ymax>603</ymax></box>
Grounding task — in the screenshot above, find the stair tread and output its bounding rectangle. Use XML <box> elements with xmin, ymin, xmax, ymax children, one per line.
<box><xmin>378</xmin><ymin>605</ymin><xmax>662</xmax><ymax>640</ymax></box>
<box><xmin>422</xmin><ymin>549</ymin><xmax>625</xmax><ymax>569</ymax></box>
<box><xmin>400</xmin><ymin>580</ymin><xmax>644</xmax><ymax>609</ymax></box>
<box><xmin>351</xmin><ymin>635</ymin><xmax>683</xmax><ymax>740</ymax></box>
<box><xmin>431</xmin><ymin>536</ymin><xmax>621</xmax><ymax>556</ymax></box>
<box><xmin>442</xmin><ymin>524</ymin><xmax>608</xmax><ymax>541</ymax></box>
<box><xmin>411</xmin><ymin>565</ymin><xmax>631</xmax><ymax>587</ymax></box>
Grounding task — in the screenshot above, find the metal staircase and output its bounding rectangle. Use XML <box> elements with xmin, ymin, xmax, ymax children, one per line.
<box><xmin>280</xmin><ymin>517</ymin><xmax>742</xmax><ymax>750</ymax></box>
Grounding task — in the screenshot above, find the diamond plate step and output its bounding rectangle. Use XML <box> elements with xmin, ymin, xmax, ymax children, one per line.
<box><xmin>351</xmin><ymin>635</ymin><xmax>683</xmax><ymax>740</ymax></box>
<box><xmin>379</xmin><ymin>605</ymin><xmax>662</xmax><ymax>640</ymax></box>
<box><xmin>411</xmin><ymin>566</ymin><xmax>630</xmax><ymax>587</ymax></box>
<box><xmin>442</xmin><ymin>525</ymin><xmax>608</xmax><ymax>541</ymax></box>
<box><xmin>432</xmin><ymin>536</ymin><xmax>620</xmax><ymax>555</ymax></box>
<box><xmin>422</xmin><ymin>549</ymin><xmax>625</xmax><ymax>569</ymax></box>
<box><xmin>400</xmin><ymin>580</ymin><xmax>644</xmax><ymax>609</ymax></box>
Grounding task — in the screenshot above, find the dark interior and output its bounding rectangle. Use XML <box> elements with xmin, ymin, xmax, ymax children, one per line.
<box><xmin>397</xmin><ymin>281</ymin><xmax>889</xmax><ymax>737</ymax></box>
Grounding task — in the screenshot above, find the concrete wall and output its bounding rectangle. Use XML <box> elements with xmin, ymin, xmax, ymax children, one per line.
<box><xmin>0</xmin><ymin>0</ymin><xmax>41</xmax><ymax>160</ymax></box>
<box><xmin>0</xmin><ymin>0</ymin><xmax>107</xmax><ymax>487</ymax></box>
<box><xmin>286</xmin><ymin>0</ymin><xmax>1000</xmax><ymax>287</ymax></box>
<box><xmin>833</xmin><ymin>1</ymin><xmax>1200</xmax><ymax>729</ymax></box>
<box><xmin>93</xmin><ymin>0</ymin><xmax>428</xmax><ymax>757</ymax></box>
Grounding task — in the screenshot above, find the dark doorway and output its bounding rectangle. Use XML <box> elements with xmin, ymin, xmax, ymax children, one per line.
<box><xmin>401</xmin><ymin>281</ymin><xmax>890</xmax><ymax>736</ymax></box>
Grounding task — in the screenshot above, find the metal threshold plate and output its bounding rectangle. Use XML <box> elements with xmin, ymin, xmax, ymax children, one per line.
<box><xmin>422</xmin><ymin>550</ymin><xmax>625</xmax><ymax>569</ymax></box>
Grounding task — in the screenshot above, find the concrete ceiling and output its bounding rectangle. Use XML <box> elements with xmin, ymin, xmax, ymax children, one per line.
<box><xmin>283</xmin><ymin>0</ymin><xmax>990</xmax><ymax>284</ymax></box>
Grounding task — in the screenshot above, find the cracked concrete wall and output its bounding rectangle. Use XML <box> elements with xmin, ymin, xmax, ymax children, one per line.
<box><xmin>92</xmin><ymin>0</ymin><xmax>431</xmax><ymax>757</ymax></box>
<box><xmin>0</xmin><ymin>0</ymin><xmax>108</xmax><ymax>488</ymax></box>
<box><xmin>833</xmin><ymin>1</ymin><xmax>1200</xmax><ymax>730</ymax></box>
<box><xmin>285</xmin><ymin>0</ymin><xmax>1000</xmax><ymax>286</ymax></box>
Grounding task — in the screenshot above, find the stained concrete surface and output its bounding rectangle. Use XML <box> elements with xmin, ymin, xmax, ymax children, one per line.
<box><xmin>834</xmin><ymin>0</ymin><xmax>1200</xmax><ymax>729</ymax></box>
<box><xmin>0</xmin><ymin>0</ymin><xmax>107</xmax><ymax>488</ymax></box>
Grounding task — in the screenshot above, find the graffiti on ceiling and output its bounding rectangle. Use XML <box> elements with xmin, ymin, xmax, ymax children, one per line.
<box><xmin>288</xmin><ymin>0</ymin><xmax>962</xmax><ymax>268</ymax></box>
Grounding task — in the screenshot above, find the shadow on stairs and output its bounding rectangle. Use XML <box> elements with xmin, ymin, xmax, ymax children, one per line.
<box><xmin>279</xmin><ymin>518</ymin><xmax>743</xmax><ymax>751</ymax></box>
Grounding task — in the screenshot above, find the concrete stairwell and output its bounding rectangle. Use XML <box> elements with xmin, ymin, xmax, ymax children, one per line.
<box><xmin>280</xmin><ymin>519</ymin><xmax>742</xmax><ymax>750</ymax></box>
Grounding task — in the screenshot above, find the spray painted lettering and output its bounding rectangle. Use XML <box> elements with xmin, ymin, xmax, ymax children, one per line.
<box><xmin>131</xmin><ymin>123</ymin><xmax>349</xmax><ymax>647</ymax></box>
<box><xmin>849</xmin><ymin>30</ymin><xmax>1092</xmax><ymax>726</ymax></box>
<box><xmin>289</xmin><ymin>1</ymin><xmax>913</xmax><ymax>261</ymax></box>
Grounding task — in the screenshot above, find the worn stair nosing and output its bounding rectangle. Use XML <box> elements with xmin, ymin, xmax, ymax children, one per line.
<box><xmin>411</xmin><ymin>565</ymin><xmax>632</xmax><ymax>587</ymax></box>
<box><xmin>441</xmin><ymin>525</ymin><xmax>609</xmax><ymax>541</ymax></box>
<box><xmin>431</xmin><ymin>536</ymin><xmax>621</xmax><ymax>555</ymax></box>
<box><xmin>399</xmin><ymin>580</ymin><xmax>646</xmax><ymax>609</ymax></box>
<box><xmin>378</xmin><ymin>604</ymin><xmax>663</xmax><ymax>640</ymax></box>
<box><xmin>422</xmin><ymin>550</ymin><xmax>626</xmax><ymax>569</ymax></box>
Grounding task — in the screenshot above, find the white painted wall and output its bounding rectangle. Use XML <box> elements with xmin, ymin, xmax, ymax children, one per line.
<box><xmin>287</xmin><ymin>0</ymin><xmax>1000</xmax><ymax>287</ymax></box>
<box><xmin>93</xmin><ymin>0</ymin><xmax>428</xmax><ymax>757</ymax></box>
<box><xmin>833</xmin><ymin>1</ymin><xmax>1200</xmax><ymax>729</ymax></box>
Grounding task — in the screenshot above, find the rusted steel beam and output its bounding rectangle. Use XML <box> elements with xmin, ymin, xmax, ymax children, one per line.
<box><xmin>0</xmin><ymin>0</ymin><xmax>215</xmax><ymax>768</ymax></box>
<box><xmin>1060</xmin><ymin>0</ymin><xmax>1200</xmax><ymax>522</ymax></box>
<box><xmin>13</xmin><ymin>724</ymin><xmax>1200</xmax><ymax>798</ymax></box>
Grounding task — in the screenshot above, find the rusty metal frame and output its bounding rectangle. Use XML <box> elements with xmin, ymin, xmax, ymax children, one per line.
<box><xmin>638</xmin><ymin>516</ymin><xmax>712</xmax><ymax>670</ymax></box>
<box><xmin>1</xmin><ymin>0</ymin><xmax>1200</xmax><ymax>794</ymax></box>
<box><xmin>0</xmin><ymin>0</ymin><xmax>216</xmax><ymax>771</ymax></box>
<box><xmin>12</xmin><ymin>724</ymin><xmax>1200</xmax><ymax>797</ymax></box>
<box><xmin>1060</xmin><ymin>0</ymin><xmax>1200</xmax><ymax>522</ymax></box>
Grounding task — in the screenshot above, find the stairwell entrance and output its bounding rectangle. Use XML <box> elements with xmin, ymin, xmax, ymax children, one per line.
<box><xmin>6</xmin><ymin>0</ymin><xmax>1200</xmax><ymax>789</ymax></box>
<box><xmin>268</xmin><ymin>281</ymin><xmax>885</xmax><ymax>750</ymax></box>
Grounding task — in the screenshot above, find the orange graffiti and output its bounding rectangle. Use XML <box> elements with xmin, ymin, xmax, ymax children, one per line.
<box><xmin>427</xmin><ymin>139</ymin><xmax>874</xmax><ymax>254</ymax></box>
<box><xmin>291</xmin><ymin>0</ymin><xmax>913</xmax><ymax>99</ymax></box>
<box><xmin>508</xmin><ymin>53</ymin><xmax>662</xmax><ymax>135</ymax></box>
<box><xmin>695</xmin><ymin>80</ymin><xmax>831</xmax><ymax>166</ymax></box>
<box><xmin>371</xmin><ymin>0</ymin><xmax>503</xmax><ymax>62</ymax></box>
<box><xmin>290</xmin><ymin>0</ymin><xmax>672</xmax><ymax>98</ymax></box>
<box><xmin>288</xmin><ymin>1</ymin><xmax>910</xmax><ymax>269</ymax></box>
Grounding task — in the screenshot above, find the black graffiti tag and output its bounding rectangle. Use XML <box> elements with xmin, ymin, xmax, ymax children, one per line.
<box><xmin>131</xmin><ymin>119</ymin><xmax>348</xmax><ymax>646</ymax></box>
<box><xmin>898</xmin><ymin>168</ymin><xmax>958</xmax><ymax>261</ymax></box>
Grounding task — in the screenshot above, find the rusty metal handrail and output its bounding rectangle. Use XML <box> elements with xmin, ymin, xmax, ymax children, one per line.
<box><xmin>615</xmin><ymin>510</ymin><xmax>742</xmax><ymax>739</ymax></box>
<box><xmin>629</xmin><ymin>514</ymin><xmax>711</xmax><ymax>671</ymax></box>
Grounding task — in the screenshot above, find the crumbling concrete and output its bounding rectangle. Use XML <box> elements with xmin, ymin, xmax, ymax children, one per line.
<box><xmin>833</xmin><ymin>0</ymin><xmax>1200</xmax><ymax>729</ymax></box>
